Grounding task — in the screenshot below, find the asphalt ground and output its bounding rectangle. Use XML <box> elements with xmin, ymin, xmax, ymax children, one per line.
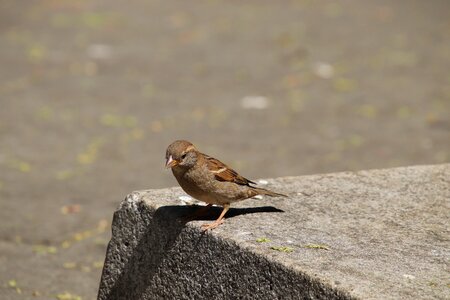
<box><xmin>0</xmin><ymin>0</ymin><xmax>449</xmax><ymax>299</ymax></box>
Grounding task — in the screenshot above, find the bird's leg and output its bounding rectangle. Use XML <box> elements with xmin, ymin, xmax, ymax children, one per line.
<box><xmin>201</xmin><ymin>203</ymin><xmax>230</xmax><ymax>231</ymax></box>
<box><xmin>183</xmin><ymin>203</ymin><xmax>213</xmax><ymax>222</ymax></box>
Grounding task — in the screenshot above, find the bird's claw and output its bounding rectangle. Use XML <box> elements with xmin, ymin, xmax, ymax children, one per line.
<box><xmin>201</xmin><ymin>219</ymin><xmax>225</xmax><ymax>231</ymax></box>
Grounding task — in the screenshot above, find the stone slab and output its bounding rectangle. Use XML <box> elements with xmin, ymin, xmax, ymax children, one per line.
<box><xmin>98</xmin><ymin>164</ymin><xmax>450</xmax><ymax>299</ymax></box>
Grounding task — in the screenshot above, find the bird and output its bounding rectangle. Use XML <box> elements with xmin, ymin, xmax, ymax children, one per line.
<box><xmin>165</xmin><ymin>140</ymin><xmax>286</xmax><ymax>231</ymax></box>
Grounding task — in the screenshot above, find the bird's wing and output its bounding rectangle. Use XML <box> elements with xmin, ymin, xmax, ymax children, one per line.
<box><xmin>203</xmin><ymin>153</ymin><xmax>256</xmax><ymax>186</ymax></box>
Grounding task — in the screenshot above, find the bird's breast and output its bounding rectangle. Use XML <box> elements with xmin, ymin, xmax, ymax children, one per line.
<box><xmin>172</xmin><ymin>166</ymin><xmax>250</xmax><ymax>205</ymax></box>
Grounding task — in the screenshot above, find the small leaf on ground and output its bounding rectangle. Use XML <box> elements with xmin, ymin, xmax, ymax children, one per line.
<box><xmin>256</xmin><ymin>238</ymin><xmax>271</xmax><ymax>243</ymax></box>
<box><xmin>33</xmin><ymin>245</ymin><xmax>58</xmax><ymax>254</ymax></box>
<box><xmin>8</xmin><ymin>279</ymin><xmax>17</xmax><ymax>288</ymax></box>
<box><xmin>63</xmin><ymin>262</ymin><xmax>77</xmax><ymax>269</ymax></box>
<box><xmin>55</xmin><ymin>292</ymin><xmax>82</xmax><ymax>300</ymax></box>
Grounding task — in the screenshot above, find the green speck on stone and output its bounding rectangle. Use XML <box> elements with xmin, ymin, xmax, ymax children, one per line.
<box><xmin>428</xmin><ymin>281</ymin><xmax>438</xmax><ymax>287</ymax></box>
<box><xmin>256</xmin><ymin>238</ymin><xmax>270</xmax><ymax>243</ymax></box>
<box><xmin>304</xmin><ymin>244</ymin><xmax>330</xmax><ymax>250</ymax></box>
<box><xmin>270</xmin><ymin>246</ymin><xmax>294</xmax><ymax>253</ymax></box>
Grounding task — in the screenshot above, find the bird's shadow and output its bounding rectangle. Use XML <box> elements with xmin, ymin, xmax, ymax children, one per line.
<box><xmin>163</xmin><ymin>204</ymin><xmax>285</xmax><ymax>223</ymax></box>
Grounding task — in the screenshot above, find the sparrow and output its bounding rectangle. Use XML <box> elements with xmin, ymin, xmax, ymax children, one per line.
<box><xmin>165</xmin><ymin>140</ymin><xmax>286</xmax><ymax>231</ymax></box>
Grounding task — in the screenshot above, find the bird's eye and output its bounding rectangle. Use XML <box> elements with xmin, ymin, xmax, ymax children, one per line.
<box><xmin>181</xmin><ymin>153</ymin><xmax>187</xmax><ymax>159</ymax></box>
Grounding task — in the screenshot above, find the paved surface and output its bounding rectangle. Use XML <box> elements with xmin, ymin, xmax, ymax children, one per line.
<box><xmin>99</xmin><ymin>165</ymin><xmax>449</xmax><ymax>300</ymax></box>
<box><xmin>0</xmin><ymin>0</ymin><xmax>449</xmax><ymax>299</ymax></box>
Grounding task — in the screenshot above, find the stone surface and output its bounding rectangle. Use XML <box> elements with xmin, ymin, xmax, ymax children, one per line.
<box><xmin>98</xmin><ymin>164</ymin><xmax>450</xmax><ymax>299</ymax></box>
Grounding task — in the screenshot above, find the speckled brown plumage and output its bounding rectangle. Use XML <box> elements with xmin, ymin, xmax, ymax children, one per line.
<box><xmin>165</xmin><ymin>140</ymin><xmax>286</xmax><ymax>231</ymax></box>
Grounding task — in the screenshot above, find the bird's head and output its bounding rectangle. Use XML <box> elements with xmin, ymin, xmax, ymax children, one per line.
<box><xmin>165</xmin><ymin>140</ymin><xmax>198</xmax><ymax>169</ymax></box>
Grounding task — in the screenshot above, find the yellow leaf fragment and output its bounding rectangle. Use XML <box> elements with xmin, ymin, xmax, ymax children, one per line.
<box><xmin>7</xmin><ymin>279</ymin><xmax>21</xmax><ymax>294</ymax></box>
<box><xmin>27</xmin><ymin>44</ymin><xmax>47</xmax><ymax>63</ymax></box>
<box><xmin>33</xmin><ymin>245</ymin><xmax>58</xmax><ymax>254</ymax></box>
<box><xmin>9</xmin><ymin>160</ymin><xmax>32</xmax><ymax>173</ymax></box>
<box><xmin>56</xmin><ymin>292</ymin><xmax>82</xmax><ymax>300</ymax></box>
<box><xmin>63</xmin><ymin>262</ymin><xmax>77</xmax><ymax>269</ymax></box>
<box><xmin>256</xmin><ymin>238</ymin><xmax>271</xmax><ymax>243</ymax></box>
<box><xmin>77</xmin><ymin>138</ymin><xmax>104</xmax><ymax>165</ymax></box>
<box><xmin>73</xmin><ymin>230</ymin><xmax>93</xmax><ymax>241</ymax></box>
<box><xmin>61</xmin><ymin>240</ymin><xmax>71</xmax><ymax>249</ymax></box>
<box><xmin>8</xmin><ymin>279</ymin><xmax>17</xmax><ymax>288</ymax></box>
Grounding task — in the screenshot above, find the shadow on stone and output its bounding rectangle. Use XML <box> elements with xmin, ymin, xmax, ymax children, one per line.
<box><xmin>98</xmin><ymin>203</ymin><xmax>187</xmax><ymax>300</ymax></box>
<box><xmin>182</xmin><ymin>204</ymin><xmax>285</xmax><ymax>221</ymax></box>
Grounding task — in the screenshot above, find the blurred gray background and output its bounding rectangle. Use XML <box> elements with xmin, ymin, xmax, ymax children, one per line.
<box><xmin>0</xmin><ymin>0</ymin><xmax>449</xmax><ymax>299</ymax></box>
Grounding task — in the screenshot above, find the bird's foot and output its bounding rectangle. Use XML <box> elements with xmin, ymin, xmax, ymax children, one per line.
<box><xmin>201</xmin><ymin>218</ymin><xmax>225</xmax><ymax>231</ymax></box>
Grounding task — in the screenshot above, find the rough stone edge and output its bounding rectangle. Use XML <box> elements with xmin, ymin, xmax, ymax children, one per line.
<box><xmin>98</xmin><ymin>191</ymin><xmax>356</xmax><ymax>300</ymax></box>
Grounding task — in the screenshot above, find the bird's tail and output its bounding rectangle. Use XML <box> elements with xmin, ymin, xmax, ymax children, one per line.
<box><xmin>250</xmin><ymin>187</ymin><xmax>287</xmax><ymax>198</ymax></box>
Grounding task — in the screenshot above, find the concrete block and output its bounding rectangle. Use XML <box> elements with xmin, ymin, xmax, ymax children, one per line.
<box><xmin>98</xmin><ymin>164</ymin><xmax>449</xmax><ymax>299</ymax></box>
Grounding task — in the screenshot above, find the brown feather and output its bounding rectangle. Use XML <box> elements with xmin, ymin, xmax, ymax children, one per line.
<box><xmin>203</xmin><ymin>153</ymin><xmax>256</xmax><ymax>186</ymax></box>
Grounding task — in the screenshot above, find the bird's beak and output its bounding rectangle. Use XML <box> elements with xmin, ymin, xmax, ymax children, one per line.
<box><xmin>165</xmin><ymin>155</ymin><xmax>179</xmax><ymax>168</ymax></box>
